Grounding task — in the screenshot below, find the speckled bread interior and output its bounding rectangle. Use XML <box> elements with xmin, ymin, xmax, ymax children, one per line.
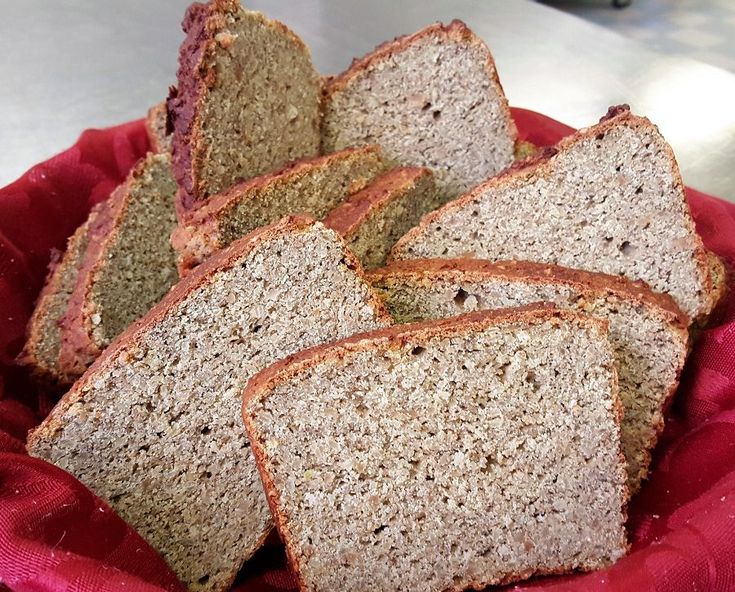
<box><xmin>171</xmin><ymin>145</ymin><xmax>386</xmax><ymax>275</ymax></box>
<box><xmin>57</xmin><ymin>153</ymin><xmax>179</xmax><ymax>380</ymax></box>
<box><xmin>27</xmin><ymin>217</ymin><xmax>391</xmax><ymax>592</ymax></box>
<box><xmin>321</xmin><ymin>20</ymin><xmax>518</xmax><ymax>199</ymax></box>
<box><xmin>323</xmin><ymin>167</ymin><xmax>444</xmax><ymax>270</ymax></box>
<box><xmin>369</xmin><ymin>258</ymin><xmax>689</xmax><ymax>493</ymax></box>
<box><xmin>243</xmin><ymin>307</ymin><xmax>628</xmax><ymax>592</ymax></box>
<box><xmin>168</xmin><ymin>0</ymin><xmax>321</xmax><ymax>213</ymax></box>
<box><xmin>391</xmin><ymin>107</ymin><xmax>714</xmax><ymax>323</ymax></box>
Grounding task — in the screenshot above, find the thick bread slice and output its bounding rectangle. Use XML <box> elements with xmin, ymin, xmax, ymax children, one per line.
<box><xmin>391</xmin><ymin>106</ymin><xmax>714</xmax><ymax>323</ymax></box>
<box><xmin>28</xmin><ymin>216</ymin><xmax>391</xmax><ymax>592</ymax></box>
<box><xmin>171</xmin><ymin>145</ymin><xmax>386</xmax><ymax>275</ymax></box>
<box><xmin>243</xmin><ymin>306</ymin><xmax>628</xmax><ymax>592</ymax></box>
<box><xmin>57</xmin><ymin>153</ymin><xmax>179</xmax><ymax>380</ymax></box>
<box><xmin>321</xmin><ymin>20</ymin><xmax>517</xmax><ymax>199</ymax></box>
<box><xmin>18</xmin><ymin>217</ymin><xmax>95</xmax><ymax>387</ymax></box>
<box><xmin>323</xmin><ymin>167</ymin><xmax>442</xmax><ymax>270</ymax></box>
<box><xmin>369</xmin><ymin>259</ymin><xmax>689</xmax><ymax>492</ymax></box>
<box><xmin>168</xmin><ymin>0</ymin><xmax>321</xmax><ymax>215</ymax></box>
<box><xmin>146</xmin><ymin>101</ymin><xmax>171</xmax><ymax>154</ymax></box>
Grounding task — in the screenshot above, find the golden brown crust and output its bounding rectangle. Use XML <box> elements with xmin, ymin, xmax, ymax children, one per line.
<box><xmin>369</xmin><ymin>257</ymin><xmax>689</xmax><ymax>329</ymax></box>
<box><xmin>171</xmin><ymin>145</ymin><xmax>384</xmax><ymax>275</ymax></box>
<box><xmin>28</xmin><ymin>215</ymin><xmax>392</xmax><ymax>449</ymax></box>
<box><xmin>390</xmin><ymin>106</ymin><xmax>713</xmax><ymax>322</ymax></box>
<box><xmin>322</xmin><ymin>167</ymin><xmax>430</xmax><ymax>238</ymax></box>
<box><xmin>321</xmin><ymin>19</ymin><xmax>518</xmax><ymax>145</ymax></box>
<box><xmin>243</xmin><ymin>305</ymin><xmax>628</xmax><ymax>589</ymax></box>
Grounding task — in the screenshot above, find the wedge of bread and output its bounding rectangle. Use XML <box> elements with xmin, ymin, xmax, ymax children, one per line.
<box><xmin>243</xmin><ymin>306</ymin><xmax>628</xmax><ymax>592</ymax></box>
<box><xmin>28</xmin><ymin>216</ymin><xmax>391</xmax><ymax>592</ymax></box>
<box><xmin>369</xmin><ymin>259</ymin><xmax>689</xmax><ymax>492</ymax></box>
<box><xmin>321</xmin><ymin>20</ymin><xmax>517</xmax><ymax>199</ymax></box>
<box><xmin>171</xmin><ymin>145</ymin><xmax>386</xmax><ymax>275</ymax></box>
<box><xmin>168</xmin><ymin>0</ymin><xmax>321</xmax><ymax>215</ymax></box>
<box><xmin>57</xmin><ymin>153</ymin><xmax>179</xmax><ymax>381</ymax></box>
<box><xmin>391</xmin><ymin>106</ymin><xmax>714</xmax><ymax>323</ymax></box>
<box><xmin>323</xmin><ymin>167</ymin><xmax>442</xmax><ymax>270</ymax></box>
<box><xmin>18</xmin><ymin>216</ymin><xmax>95</xmax><ymax>387</ymax></box>
<box><xmin>146</xmin><ymin>101</ymin><xmax>171</xmax><ymax>154</ymax></box>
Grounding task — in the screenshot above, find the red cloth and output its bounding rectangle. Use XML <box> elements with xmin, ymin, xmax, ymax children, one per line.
<box><xmin>0</xmin><ymin>109</ymin><xmax>733</xmax><ymax>592</ymax></box>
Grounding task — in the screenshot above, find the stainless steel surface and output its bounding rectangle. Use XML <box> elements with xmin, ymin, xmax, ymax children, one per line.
<box><xmin>2</xmin><ymin>0</ymin><xmax>734</xmax><ymax>200</ymax></box>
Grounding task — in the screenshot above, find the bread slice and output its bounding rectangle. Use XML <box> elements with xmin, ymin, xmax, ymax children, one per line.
<box><xmin>18</xmin><ymin>216</ymin><xmax>95</xmax><ymax>387</ymax></box>
<box><xmin>243</xmin><ymin>306</ymin><xmax>628</xmax><ymax>592</ymax></box>
<box><xmin>27</xmin><ymin>216</ymin><xmax>391</xmax><ymax>592</ymax></box>
<box><xmin>369</xmin><ymin>258</ymin><xmax>689</xmax><ymax>492</ymax></box>
<box><xmin>168</xmin><ymin>0</ymin><xmax>321</xmax><ymax>215</ymax></box>
<box><xmin>57</xmin><ymin>153</ymin><xmax>179</xmax><ymax>380</ymax></box>
<box><xmin>171</xmin><ymin>145</ymin><xmax>386</xmax><ymax>275</ymax></box>
<box><xmin>321</xmin><ymin>20</ymin><xmax>517</xmax><ymax>199</ymax></box>
<box><xmin>146</xmin><ymin>101</ymin><xmax>171</xmax><ymax>154</ymax></box>
<box><xmin>391</xmin><ymin>106</ymin><xmax>714</xmax><ymax>323</ymax></box>
<box><xmin>323</xmin><ymin>167</ymin><xmax>443</xmax><ymax>270</ymax></box>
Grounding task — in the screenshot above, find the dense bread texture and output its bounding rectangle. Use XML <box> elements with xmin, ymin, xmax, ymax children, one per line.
<box><xmin>369</xmin><ymin>259</ymin><xmax>689</xmax><ymax>492</ymax></box>
<box><xmin>146</xmin><ymin>101</ymin><xmax>172</xmax><ymax>154</ymax></box>
<box><xmin>321</xmin><ymin>20</ymin><xmax>517</xmax><ymax>199</ymax></box>
<box><xmin>323</xmin><ymin>167</ymin><xmax>443</xmax><ymax>270</ymax></box>
<box><xmin>243</xmin><ymin>307</ymin><xmax>628</xmax><ymax>592</ymax></box>
<box><xmin>168</xmin><ymin>0</ymin><xmax>321</xmax><ymax>214</ymax></box>
<box><xmin>57</xmin><ymin>153</ymin><xmax>179</xmax><ymax>380</ymax></box>
<box><xmin>28</xmin><ymin>216</ymin><xmax>391</xmax><ymax>592</ymax></box>
<box><xmin>171</xmin><ymin>145</ymin><xmax>386</xmax><ymax>274</ymax></box>
<box><xmin>391</xmin><ymin>106</ymin><xmax>714</xmax><ymax>323</ymax></box>
<box><xmin>18</xmin><ymin>218</ymin><xmax>94</xmax><ymax>387</ymax></box>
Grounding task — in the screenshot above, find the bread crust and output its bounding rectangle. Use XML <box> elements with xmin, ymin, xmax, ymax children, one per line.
<box><xmin>171</xmin><ymin>145</ymin><xmax>384</xmax><ymax>275</ymax></box>
<box><xmin>323</xmin><ymin>167</ymin><xmax>431</xmax><ymax>238</ymax></box>
<box><xmin>168</xmin><ymin>0</ymin><xmax>318</xmax><ymax>217</ymax></box>
<box><xmin>57</xmin><ymin>153</ymin><xmax>172</xmax><ymax>379</ymax></box>
<box><xmin>390</xmin><ymin>106</ymin><xmax>714</xmax><ymax>323</ymax></box>
<box><xmin>321</xmin><ymin>19</ymin><xmax>518</xmax><ymax>150</ymax></box>
<box><xmin>242</xmin><ymin>305</ymin><xmax>628</xmax><ymax>590</ymax></box>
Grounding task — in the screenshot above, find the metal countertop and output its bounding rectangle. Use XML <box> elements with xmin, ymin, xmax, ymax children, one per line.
<box><xmin>1</xmin><ymin>0</ymin><xmax>734</xmax><ymax>200</ymax></box>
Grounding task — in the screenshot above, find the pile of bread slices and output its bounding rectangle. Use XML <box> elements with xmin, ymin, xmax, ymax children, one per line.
<box><xmin>21</xmin><ymin>1</ymin><xmax>727</xmax><ymax>591</ymax></box>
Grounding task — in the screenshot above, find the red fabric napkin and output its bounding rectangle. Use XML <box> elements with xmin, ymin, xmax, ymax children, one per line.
<box><xmin>0</xmin><ymin>109</ymin><xmax>733</xmax><ymax>592</ymax></box>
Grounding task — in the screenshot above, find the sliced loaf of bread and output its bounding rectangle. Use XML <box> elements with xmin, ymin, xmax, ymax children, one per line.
<box><xmin>168</xmin><ymin>0</ymin><xmax>321</xmax><ymax>215</ymax></box>
<box><xmin>57</xmin><ymin>153</ymin><xmax>179</xmax><ymax>380</ymax></box>
<box><xmin>323</xmin><ymin>167</ymin><xmax>442</xmax><ymax>270</ymax></box>
<box><xmin>321</xmin><ymin>20</ymin><xmax>517</xmax><ymax>199</ymax></box>
<box><xmin>243</xmin><ymin>306</ymin><xmax>628</xmax><ymax>592</ymax></box>
<box><xmin>18</xmin><ymin>216</ymin><xmax>96</xmax><ymax>387</ymax></box>
<box><xmin>391</xmin><ymin>106</ymin><xmax>715</xmax><ymax>323</ymax></box>
<box><xmin>369</xmin><ymin>259</ymin><xmax>689</xmax><ymax>492</ymax></box>
<box><xmin>171</xmin><ymin>145</ymin><xmax>386</xmax><ymax>275</ymax></box>
<box><xmin>146</xmin><ymin>101</ymin><xmax>171</xmax><ymax>154</ymax></box>
<box><xmin>28</xmin><ymin>216</ymin><xmax>392</xmax><ymax>592</ymax></box>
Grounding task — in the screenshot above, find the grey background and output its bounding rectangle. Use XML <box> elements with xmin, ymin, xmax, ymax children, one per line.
<box><xmin>1</xmin><ymin>0</ymin><xmax>734</xmax><ymax>200</ymax></box>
